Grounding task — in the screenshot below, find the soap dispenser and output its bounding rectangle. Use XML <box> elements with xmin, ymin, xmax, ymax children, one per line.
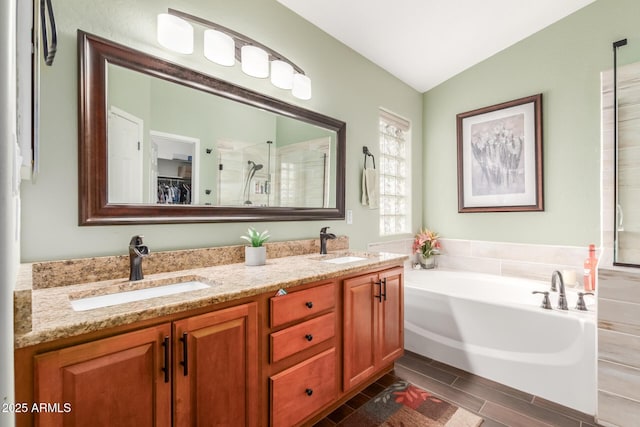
<box><xmin>582</xmin><ymin>244</ymin><xmax>597</xmax><ymax>291</ymax></box>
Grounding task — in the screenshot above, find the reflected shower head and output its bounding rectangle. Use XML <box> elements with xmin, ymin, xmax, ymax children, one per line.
<box><xmin>243</xmin><ymin>160</ymin><xmax>264</xmax><ymax>204</ymax></box>
<box><xmin>247</xmin><ymin>160</ymin><xmax>263</xmax><ymax>171</ymax></box>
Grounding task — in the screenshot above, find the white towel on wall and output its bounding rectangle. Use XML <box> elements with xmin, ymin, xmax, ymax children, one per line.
<box><xmin>361</xmin><ymin>167</ymin><xmax>379</xmax><ymax>209</ymax></box>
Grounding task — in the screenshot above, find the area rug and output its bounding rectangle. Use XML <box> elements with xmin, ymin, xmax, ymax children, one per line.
<box><xmin>338</xmin><ymin>380</ymin><xmax>484</xmax><ymax>426</ymax></box>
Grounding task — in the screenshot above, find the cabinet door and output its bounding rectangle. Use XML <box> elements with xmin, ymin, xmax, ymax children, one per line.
<box><xmin>34</xmin><ymin>324</ymin><xmax>172</xmax><ymax>427</ymax></box>
<box><xmin>343</xmin><ymin>273</ymin><xmax>378</xmax><ymax>390</ymax></box>
<box><xmin>173</xmin><ymin>302</ymin><xmax>258</xmax><ymax>427</ymax></box>
<box><xmin>379</xmin><ymin>268</ymin><xmax>404</xmax><ymax>365</ymax></box>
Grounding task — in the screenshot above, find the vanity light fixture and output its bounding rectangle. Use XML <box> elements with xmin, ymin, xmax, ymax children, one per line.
<box><xmin>156</xmin><ymin>8</ymin><xmax>312</xmax><ymax>99</ymax></box>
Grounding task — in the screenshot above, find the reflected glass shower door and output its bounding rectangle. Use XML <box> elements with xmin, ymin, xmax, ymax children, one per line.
<box><xmin>276</xmin><ymin>138</ymin><xmax>330</xmax><ymax>208</ymax></box>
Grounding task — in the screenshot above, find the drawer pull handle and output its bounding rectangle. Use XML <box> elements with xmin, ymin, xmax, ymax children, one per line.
<box><xmin>305</xmin><ymin>334</ymin><xmax>313</xmax><ymax>342</ymax></box>
<box><xmin>305</xmin><ymin>388</ymin><xmax>313</xmax><ymax>396</ymax></box>
<box><xmin>305</xmin><ymin>301</ymin><xmax>313</xmax><ymax>309</ymax></box>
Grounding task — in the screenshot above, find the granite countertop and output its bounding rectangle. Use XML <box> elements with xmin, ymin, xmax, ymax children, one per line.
<box><xmin>15</xmin><ymin>251</ymin><xmax>407</xmax><ymax>349</ymax></box>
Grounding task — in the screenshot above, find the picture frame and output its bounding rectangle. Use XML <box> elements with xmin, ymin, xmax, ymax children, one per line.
<box><xmin>456</xmin><ymin>94</ymin><xmax>543</xmax><ymax>213</ymax></box>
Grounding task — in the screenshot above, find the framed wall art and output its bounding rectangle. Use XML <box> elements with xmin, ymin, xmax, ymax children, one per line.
<box><xmin>456</xmin><ymin>94</ymin><xmax>543</xmax><ymax>213</ymax></box>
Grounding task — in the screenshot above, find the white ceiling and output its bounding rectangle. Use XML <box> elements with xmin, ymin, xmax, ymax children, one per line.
<box><xmin>277</xmin><ymin>0</ymin><xmax>597</xmax><ymax>92</ymax></box>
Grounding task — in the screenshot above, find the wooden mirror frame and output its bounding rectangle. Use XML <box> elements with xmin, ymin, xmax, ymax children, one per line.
<box><xmin>78</xmin><ymin>31</ymin><xmax>346</xmax><ymax>225</ymax></box>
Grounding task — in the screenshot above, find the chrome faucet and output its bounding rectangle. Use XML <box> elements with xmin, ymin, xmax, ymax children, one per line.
<box><xmin>551</xmin><ymin>270</ymin><xmax>568</xmax><ymax>310</ymax></box>
<box><xmin>129</xmin><ymin>235</ymin><xmax>150</xmax><ymax>281</ymax></box>
<box><xmin>319</xmin><ymin>227</ymin><xmax>336</xmax><ymax>255</ymax></box>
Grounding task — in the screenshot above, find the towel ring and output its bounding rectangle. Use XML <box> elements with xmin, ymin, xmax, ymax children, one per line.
<box><xmin>363</xmin><ymin>146</ymin><xmax>376</xmax><ymax>169</ymax></box>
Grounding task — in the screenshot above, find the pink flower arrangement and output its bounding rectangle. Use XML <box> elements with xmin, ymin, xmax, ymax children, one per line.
<box><xmin>413</xmin><ymin>228</ymin><xmax>441</xmax><ymax>258</ymax></box>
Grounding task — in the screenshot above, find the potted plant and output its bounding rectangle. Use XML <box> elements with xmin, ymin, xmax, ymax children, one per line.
<box><xmin>241</xmin><ymin>227</ymin><xmax>270</xmax><ymax>266</ymax></box>
<box><xmin>413</xmin><ymin>228</ymin><xmax>441</xmax><ymax>269</ymax></box>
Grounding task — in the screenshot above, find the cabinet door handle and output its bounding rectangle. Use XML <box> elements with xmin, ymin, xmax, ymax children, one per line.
<box><xmin>305</xmin><ymin>334</ymin><xmax>313</xmax><ymax>342</ymax></box>
<box><xmin>305</xmin><ymin>301</ymin><xmax>313</xmax><ymax>309</ymax></box>
<box><xmin>162</xmin><ymin>336</ymin><xmax>170</xmax><ymax>383</ymax></box>
<box><xmin>382</xmin><ymin>277</ymin><xmax>387</xmax><ymax>301</ymax></box>
<box><xmin>180</xmin><ymin>332</ymin><xmax>188</xmax><ymax>376</ymax></box>
<box><xmin>305</xmin><ymin>388</ymin><xmax>313</xmax><ymax>396</ymax></box>
<box><xmin>374</xmin><ymin>280</ymin><xmax>383</xmax><ymax>302</ymax></box>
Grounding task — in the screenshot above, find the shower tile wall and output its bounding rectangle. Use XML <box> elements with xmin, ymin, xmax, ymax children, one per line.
<box><xmin>602</xmin><ymin>62</ymin><xmax>640</xmax><ymax>265</ymax></box>
<box><xmin>598</xmin><ymin>63</ymin><xmax>640</xmax><ymax>427</ymax></box>
<box><xmin>597</xmin><ymin>267</ymin><xmax>640</xmax><ymax>427</ymax></box>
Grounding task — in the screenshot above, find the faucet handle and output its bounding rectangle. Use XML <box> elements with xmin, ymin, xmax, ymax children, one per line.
<box><xmin>532</xmin><ymin>291</ymin><xmax>552</xmax><ymax>310</ymax></box>
<box><xmin>576</xmin><ymin>292</ymin><xmax>594</xmax><ymax>311</ymax></box>
<box><xmin>129</xmin><ymin>235</ymin><xmax>145</xmax><ymax>246</ymax></box>
<box><xmin>320</xmin><ymin>226</ymin><xmax>330</xmax><ymax>234</ymax></box>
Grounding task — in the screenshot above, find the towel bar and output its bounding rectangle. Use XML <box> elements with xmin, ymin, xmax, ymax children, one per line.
<box><xmin>363</xmin><ymin>146</ymin><xmax>376</xmax><ymax>169</ymax></box>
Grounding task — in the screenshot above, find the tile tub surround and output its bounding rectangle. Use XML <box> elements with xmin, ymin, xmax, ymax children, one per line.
<box><xmin>14</xmin><ymin>249</ymin><xmax>407</xmax><ymax>349</ymax></box>
<box><xmin>369</xmin><ymin>237</ymin><xmax>594</xmax><ymax>284</ymax></box>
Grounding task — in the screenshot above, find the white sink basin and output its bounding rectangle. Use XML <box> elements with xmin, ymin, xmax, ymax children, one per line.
<box><xmin>322</xmin><ymin>256</ymin><xmax>367</xmax><ymax>264</ymax></box>
<box><xmin>70</xmin><ymin>280</ymin><xmax>211</xmax><ymax>312</ymax></box>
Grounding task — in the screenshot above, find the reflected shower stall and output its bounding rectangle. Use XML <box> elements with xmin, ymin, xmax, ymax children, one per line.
<box><xmin>217</xmin><ymin>138</ymin><xmax>330</xmax><ymax>208</ymax></box>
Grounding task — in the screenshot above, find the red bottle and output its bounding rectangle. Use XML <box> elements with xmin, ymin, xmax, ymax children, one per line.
<box><xmin>583</xmin><ymin>244</ymin><xmax>597</xmax><ymax>291</ymax></box>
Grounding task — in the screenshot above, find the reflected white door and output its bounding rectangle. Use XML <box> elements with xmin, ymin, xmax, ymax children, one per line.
<box><xmin>108</xmin><ymin>107</ymin><xmax>144</xmax><ymax>203</ymax></box>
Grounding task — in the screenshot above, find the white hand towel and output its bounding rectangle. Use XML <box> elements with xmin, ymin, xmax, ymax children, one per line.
<box><xmin>361</xmin><ymin>167</ymin><xmax>379</xmax><ymax>209</ymax></box>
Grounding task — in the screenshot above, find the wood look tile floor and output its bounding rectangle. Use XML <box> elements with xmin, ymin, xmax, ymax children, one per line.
<box><xmin>315</xmin><ymin>351</ymin><xmax>601</xmax><ymax>427</ymax></box>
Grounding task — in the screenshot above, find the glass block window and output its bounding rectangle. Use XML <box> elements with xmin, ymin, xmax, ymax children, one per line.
<box><xmin>379</xmin><ymin>109</ymin><xmax>411</xmax><ymax>236</ymax></box>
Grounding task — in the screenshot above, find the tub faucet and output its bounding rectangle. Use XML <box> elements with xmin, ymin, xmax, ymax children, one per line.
<box><xmin>129</xmin><ymin>235</ymin><xmax>150</xmax><ymax>281</ymax></box>
<box><xmin>319</xmin><ymin>227</ymin><xmax>336</xmax><ymax>255</ymax></box>
<box><xmin>551</xmin><ymin>270</ymin><xmax>568</xmax><ymax>310</ymax></box>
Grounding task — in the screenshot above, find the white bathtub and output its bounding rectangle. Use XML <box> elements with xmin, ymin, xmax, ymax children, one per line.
<box><xmin>403</xmin><ymin>269</ymin><xmax>596</xmax><ymax>415</ymax></box>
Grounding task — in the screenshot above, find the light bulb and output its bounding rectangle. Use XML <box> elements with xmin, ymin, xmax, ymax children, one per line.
<box><xmin>157</xmin><ymin>14</ymin><xmax>194</xmax><ymax>54</ymax></box>
<box><xmin>241</xmin><ymin>45</ymin><xmax>269</xmax><ymax>78</ymax></box>
<box><xmin>270</xmin><ymin>60</ymin><xmax>294</xmax><ymax>89</ymax></box>
<box><xmin>204</xmin><ymin>29</ymin><xmax>235</xmax><ymax>66</ymax></box>
<box><xmin>292</xmin><ymin>73</ymin><xmax>312</xmax><ymax>100</ymax></box>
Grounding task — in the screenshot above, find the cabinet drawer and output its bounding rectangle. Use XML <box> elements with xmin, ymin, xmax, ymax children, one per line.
<box><xmin>270</xmin><ymin>282</ymin><xmax>335</xmax><ymax>327</ymax></box>
<box><xmin>270</xmin><ymin>312</ymin><xmax>335</xmax><ymax>363</ymax></box>
<box><xmin>270</xmin><ymin>348</ymin><xmax>337</xmax><ymax>427</ymax></box>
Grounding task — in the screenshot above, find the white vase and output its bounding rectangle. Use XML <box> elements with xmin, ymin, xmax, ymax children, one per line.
<box><xmin>419</xmin><ymin>255</ymin><xmax>436</xmax><ymax>269</ymax></box>
<box><xmin>245</xmin><ymin>246</ymin><xmax>266</xmax><ymax>266</ymax></box>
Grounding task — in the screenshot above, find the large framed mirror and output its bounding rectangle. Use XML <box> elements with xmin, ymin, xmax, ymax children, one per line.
<box><xmin>78</xmin><ymin>31</ymin><xmax>346</xmax><ymax>225</ymax></box>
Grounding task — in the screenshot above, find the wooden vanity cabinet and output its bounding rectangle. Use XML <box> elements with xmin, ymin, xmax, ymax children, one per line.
<box><xmin>31</xmin><ymin>302</ymin><xmax>258</xmax><ymax>427</ymax></box>
<box><xmin>34</xmin><ymin>324</ymin><xmax>172</xmax><ymax>427</ymax></box>
<box><xmin>20</xmin><ymin>262</ymin><xmax>405</xmax><ymax>427</ymax></box>
<box><xmin>343</xmin><ymin>267</ymin><xmax>404</xmax><ymax>391</ymax></box>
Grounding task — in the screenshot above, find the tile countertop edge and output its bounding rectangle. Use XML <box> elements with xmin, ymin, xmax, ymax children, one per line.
<box><xmin>15</xmin><ymin>252</ymin><xmax>408</xmax><ymax>349</ymax></box>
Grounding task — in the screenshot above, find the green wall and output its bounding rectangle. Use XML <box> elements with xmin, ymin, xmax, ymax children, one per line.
<box><xmin>423</xmin><ymin>0</ymin><xmax>640</xmax><ymax>246</ymax></box>
<box><xmin>21</xmin><ymin>0</ymin><xmax>423</xmax><ymax>261</ymax></box>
